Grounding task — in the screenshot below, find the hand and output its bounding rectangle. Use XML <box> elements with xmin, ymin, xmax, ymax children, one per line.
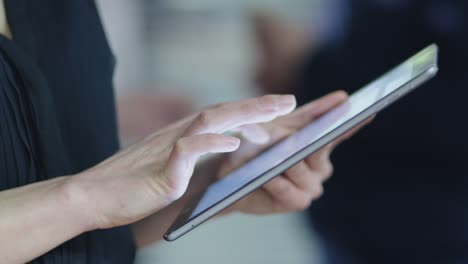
<box><xmin>69</xmin><ymin>95</ymin><xmax>297</xmax><ymax>230</ymax></box>
<box><xmin>216</xmin><ymin>91</ymin><xmax>370</xmax><ymax>214</ymax></box>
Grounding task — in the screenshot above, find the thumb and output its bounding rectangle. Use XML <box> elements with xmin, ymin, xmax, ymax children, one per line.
<box><xmin>163</xmin><ymin>134</ymin><xmax>240</xmax><ymax>200</ymax></box>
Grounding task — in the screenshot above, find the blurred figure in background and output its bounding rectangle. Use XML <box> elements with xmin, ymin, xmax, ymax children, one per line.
<box><xmin>117</xmin><ymin>93</ymin><xmax>193</xmax><ymax>145</ymax></box>
<box><xmin>257</xmin><ymin>0</ymin><xmax>468</xmax><ymax>263</ymax></box>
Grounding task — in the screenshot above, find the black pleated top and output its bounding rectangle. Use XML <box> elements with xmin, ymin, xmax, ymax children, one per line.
<box><xmin>0</xmin><ymin>0</ymin><xmax>136</xmax><ymax>263</ymax></box>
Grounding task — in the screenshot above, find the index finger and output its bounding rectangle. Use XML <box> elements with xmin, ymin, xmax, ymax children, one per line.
<box><xmin>184</xmin><ymin>94</ymin><xmax>297</xmax><ymax>136</ymax></box>
<box><xmin>275</xmin><ymin>91</ymin><xmax>348</xmax><ymax>129</ymax></box>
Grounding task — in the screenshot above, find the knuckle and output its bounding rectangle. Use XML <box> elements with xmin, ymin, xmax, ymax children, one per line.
<box><xmin>275</xmin><ymin>182</ymin><xmax>292</xmax><ymax>197</ymax></box>
<box><xmin>268</xmin><ymin>179</ymin><xmax>291</xmax><ymax>197</ymax></box>
<box><xmin>174</xmin><ymin>138</ymin><xmax>189</xmax><ymax>155</ymax></box>
<box><xmin>195</xmin><ymin>111</ymin><xmax>213</xmax><ymax>129</ymax></box>
<box><xmin>160</xmin><ymin>176</ymin><xmax>186</xmax><ymax>201</ymax></box>
<box><xmin>144</xmin><ymin>172</ymin><xmax>184</xmax><ymax>205</ymax></box>
<box><xmin>240</xmin><ymin>102</ymin><xmax>256</xmax><ymax>116</ymax></box>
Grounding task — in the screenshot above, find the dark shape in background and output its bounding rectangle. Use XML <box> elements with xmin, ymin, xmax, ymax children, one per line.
<box><xmin>295</xmin><ymin>0</ymin><xmax>468</xmax><ymax>263</ymax></box>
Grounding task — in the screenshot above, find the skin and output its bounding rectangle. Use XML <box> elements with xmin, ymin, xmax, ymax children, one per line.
<box><xmin>0</xmin><ymin>2</ymin><xmax>373</xmax><ymax>261</ymax></box>
<box><xmin>132</xmin><ymin>91</ymin><xmax>368</xmax><ymax>247</ymax></box>
<box><xmin>0</xmin><ymin>92</ymin><xmax>370</xmax><ymax>263</ymax></box>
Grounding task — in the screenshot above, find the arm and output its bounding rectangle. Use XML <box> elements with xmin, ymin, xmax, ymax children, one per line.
<box><xmin>0</xmin><ymin>95</ymin><xmax>296</xmax><ymax>261</ymax></box>
<box><xmin>0</xmin><ymin>176</ymin><xmax>91</xmax><ymax>263</ymax></box>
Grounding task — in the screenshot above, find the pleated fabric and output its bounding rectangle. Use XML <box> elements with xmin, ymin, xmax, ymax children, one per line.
<box><xmin>0</xmin><ymin>45</ymin><xmax>39</xmax><ymax>188</ymax></box>
<box><xmin>0</xmin><ymin>0</ymin><xmax>136</xmax><ymax>263</ymax></box>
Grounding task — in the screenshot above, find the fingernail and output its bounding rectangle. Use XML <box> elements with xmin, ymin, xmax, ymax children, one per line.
<box><xmin>278</xmin><ymin>95</ymin><xmax>296</xmax><ymax>108</ymax></box>
<box><xmin>228</xmin><ymin>137</ymin><xmax>241</xmax><ymax>146</ymax></box>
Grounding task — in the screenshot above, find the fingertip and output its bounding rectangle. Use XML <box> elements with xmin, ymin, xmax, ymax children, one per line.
<box><xmin>278</xmin><ymin>94</ymin><xmax>296</xmax><ymax>109</ymax></box>
<box><xmin>279</xmin><ymin>94</ymin><xmax>297</xmax><ymax>114</ymax></box>
<box><xmin>331</xmin><ymin>90</ymin><xmax>349</xmax><ymax>101</ymax></box>
<box><xmin>226</xmin><ymin>136</ymin><xmax>241</xmax><ymax>150</ymax></box>
<box><xmin>283</xmin><ymin>94</ymin><xmax>297</xmax><ymax>104</ymax></box>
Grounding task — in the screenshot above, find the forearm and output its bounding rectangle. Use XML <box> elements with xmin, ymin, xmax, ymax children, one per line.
<box><xmin>0</xmin><ymin>176</ymin><xmax>92</xmax><ymax>263</ymax></box>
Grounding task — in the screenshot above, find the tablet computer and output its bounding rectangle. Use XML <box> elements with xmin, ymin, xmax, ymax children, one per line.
<box><xmin>164</xmin><ymin>44</ymin><xmax>439</xmax><ymax>241</ymax></box>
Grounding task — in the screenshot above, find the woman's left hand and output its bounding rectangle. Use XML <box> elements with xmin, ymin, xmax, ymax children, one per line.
<box><xmin>216</xmin><ymin>91</ymin><xmax>369</xmax><ymax>214</ymax></box>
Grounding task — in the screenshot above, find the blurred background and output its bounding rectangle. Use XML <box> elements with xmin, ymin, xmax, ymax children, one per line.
<box><xmin>96</xmin><ymin>0</ymin><xmax>468</xmax><ymax>263</ymax></box>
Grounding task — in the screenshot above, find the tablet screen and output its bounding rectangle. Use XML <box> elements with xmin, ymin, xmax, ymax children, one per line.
<box><xmin>186</xmin><ymin>45</ymin><xmax>436</xmax><ymax>221</ymax></box>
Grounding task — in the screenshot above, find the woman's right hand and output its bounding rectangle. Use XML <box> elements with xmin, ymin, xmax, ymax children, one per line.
<box><xmin>69</xmin><ymin>94</ymin><xmax>297</xmax><ymax>230</ymax></box>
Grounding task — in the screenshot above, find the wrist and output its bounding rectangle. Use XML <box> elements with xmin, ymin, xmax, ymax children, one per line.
<box><xmin>56</xmin><ymin>175</ymin><xmax>99</xmax><ymax>233</ymax></box>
